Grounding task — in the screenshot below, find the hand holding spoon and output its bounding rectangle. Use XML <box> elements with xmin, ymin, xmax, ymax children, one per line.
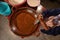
<box><xmin>35</xmin><ymin>5</ymin><xmax>49</xmax><ymax>30</ymax></box>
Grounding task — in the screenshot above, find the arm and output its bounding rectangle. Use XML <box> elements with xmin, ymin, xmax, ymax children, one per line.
<box><xmin>41</xmin><ymin>8</ymin><xmax>60</xmax><ymax>36</ymax></box>
<box><xmin>42</xmin><ymin>8</ymin><xmax>60</xmax><ymax>18</ymax></box>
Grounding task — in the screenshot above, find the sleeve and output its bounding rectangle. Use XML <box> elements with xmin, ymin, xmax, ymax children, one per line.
<box><xmin>41</xmin><ymin>26</ymin><xmax>60</xmax><ymax>36</ymax></box>
<box><xmin>42</xmin><ymin>8</ymin><xmax>60</xmax><ymax>18</ymax></box>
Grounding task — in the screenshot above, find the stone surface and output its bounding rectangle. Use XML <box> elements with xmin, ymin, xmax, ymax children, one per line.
<box><xmin>0</xmin><ymin>15</ymin><xmax>60</xmax><ymax>40</ymax></box>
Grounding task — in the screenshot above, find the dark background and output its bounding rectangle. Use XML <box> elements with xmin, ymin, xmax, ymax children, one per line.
<box><xmin>0</xmin><ymin>0</ymin><xmax>60</xmax><ymax>9</ymax></box>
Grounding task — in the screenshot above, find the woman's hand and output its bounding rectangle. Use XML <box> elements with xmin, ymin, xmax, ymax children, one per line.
<box><xmin>46</xmin><ymin>16</ymin><xmax>55</xmax><ymax>27</ymax></box>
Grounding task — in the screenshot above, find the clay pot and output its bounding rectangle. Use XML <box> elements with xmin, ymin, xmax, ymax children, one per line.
<box><xmin>9</xmin><ymin>7</ymin><xmax>40</xmax><ymax>38</ymax></box>
<box><xmin>27</xmin><ymin>0</ymin><xmax>40</xmax><ymax>7</ymax></box>
<box><xmin>4</xmin><ymin>0</ymin><xmax>26</xmax><ymax>7</ymax></box>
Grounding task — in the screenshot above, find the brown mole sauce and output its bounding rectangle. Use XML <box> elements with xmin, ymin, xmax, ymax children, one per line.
<box><xmin>10</xmin><ymin>9</ymin><xmax>40</xmax><ymax>38</ymax></box>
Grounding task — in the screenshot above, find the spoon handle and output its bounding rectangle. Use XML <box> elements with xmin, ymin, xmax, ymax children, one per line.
<box><xmin>36</xmin><ymin>5</ymin><xmax>49</xmax><ymax>30</ymax></box>
<box><xmin>38</xmin><ymin>15</ymin><xmax>49</xmax><ymax>30</ymax></box>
